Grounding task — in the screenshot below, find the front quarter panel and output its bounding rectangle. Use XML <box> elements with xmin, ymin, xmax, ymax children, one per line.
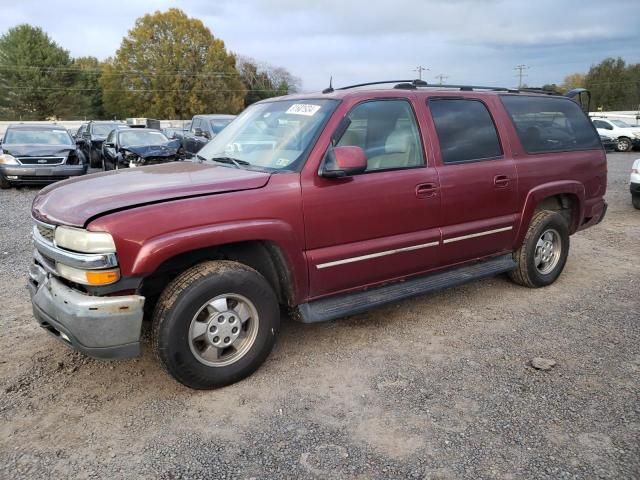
<box><xmin>87</xmin><ymin>173</ymin><xmax>308</xmax><ymax>302</ymax></box>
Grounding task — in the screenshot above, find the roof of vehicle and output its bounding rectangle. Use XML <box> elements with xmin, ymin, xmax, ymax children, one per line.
<box><xmin>261</xmin><ymin>80</ymin><xmax>569</xmax><ymax>103</ymax></box>
<box><xmin>6</xmin><ymin>124</ymin><xmax>72</xmax><ymax>131</ymax></box>
<box><xmin>116</xmin><ymin>128</ymin><xmax>165</xmax><ymax>134</ymax></box>
<box><xmin>193</xmin><ymin>114</ymin><xmax>236</xmax><ymax>119</ymax></box>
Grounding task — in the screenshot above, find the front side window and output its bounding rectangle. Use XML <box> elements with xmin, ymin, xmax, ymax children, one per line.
<box><xmin>91</xmin><ymin>123</ymin><xmax>121</xmax><ymax>136</ymax></box>
<box><xmin>191</xmin><ymin>119</ymin><xmax>202</xmax><ymax>133</ymax></box>
<box><xmin>4</xmin><ymin>128</ymin><xmax>73</xmax><ymax>145</ymax></box>
<box><xmin>501</xmin><ymin>95</ymin><xmax>601</xmax><ymax>153</ymax></box>
<box><xmin>429</xmin><ymin>98</ymin><xmax>502</xmax><ymax>164</ymax></box>
<box><xmin>592</xmin><ymin>120</ymin><xmax>612</xmax><ymax>130</ymax></box>
<box><xmin>197</xmin><ymin>99</ymin><xmax>338</xmax><ymax>171</ymax></box>
<box><xmin>336</xmin><ymin>99</ymin><xmax>424</xmax><ymax>172</ymax></box>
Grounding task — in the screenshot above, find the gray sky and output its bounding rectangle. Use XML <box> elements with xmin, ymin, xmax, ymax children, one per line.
<box><xmin>1</xmin><ymin>0</ymin><xmax>638</xmax><ymax>91</ymax></box>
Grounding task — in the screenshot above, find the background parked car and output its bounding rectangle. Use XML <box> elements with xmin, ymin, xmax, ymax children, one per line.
<box><xmin>102</xmin><ymin>128</ymin><xmax>180</xmax><ymax>170</ymax></box>
<box><xmin>0</xmin><ymin>124</ymin><xmax>87</xmax><ymax>188</ymax></box>
<box><xmin>591</xmin><ymin>117</ymin><xmax>640</xmax><ymax>152</ymax></box>
<box><xmin>182</xmin><ymin>114</ymin><xmax>235</xmax><ymax>158</ymax></box>
<box><xmin>599</xmin><ymin>134</ymin><xmax>616</xmax><ymax>152</ymax></box>
<box><xmin>77</xmin><ymin>121</ymin><xmax>128</xmax><ymax>167</ymax></box>
<box><xmin>631</xmin><ymin>158</ymin><xmax>640</xmax><ymax>209</ymax></box>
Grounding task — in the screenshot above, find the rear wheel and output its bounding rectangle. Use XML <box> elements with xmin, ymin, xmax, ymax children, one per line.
<box><xmin>509</xmin><ymin>210</ymin><xmax>570</xmax><ymax>288</ymax></box>
<box><xmin>152</xmin><ymin>260</ymin><xmax>280</xmax><ymax>389</ymax></box>
<box><xmin>633</xmin><ymin>194</ymin><xmax>640</xmax><ymax>210</ymax></box>
<box><xmin>616</xmin><ymin>137</ymin><xmax>632</xmax><ymax>152</ymax></box>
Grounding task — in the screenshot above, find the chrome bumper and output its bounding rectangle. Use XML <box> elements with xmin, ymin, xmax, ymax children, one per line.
<box><xmin>28</xmin><ymin>262</ymin><xmax>145</xmax><ymax>359</ymax></box>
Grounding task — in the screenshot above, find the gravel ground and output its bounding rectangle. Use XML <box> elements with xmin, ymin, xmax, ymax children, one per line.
<box><xmin>0</xmin><ymin>154</ymin><xmax>638</xmax><ymax>479</ymax></box>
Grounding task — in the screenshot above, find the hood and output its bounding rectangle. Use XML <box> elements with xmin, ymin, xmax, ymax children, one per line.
<box><xmin>2</xmin><ymin>144</ymin><xmax>75</xmax><ymax>157</ymax></box>
<box><xmin>124</xmin><ymin>144</ymin><xmax>178</xmax><ymax>158</ymax></box>
<box><xmin>32</xmin><ymin>161</ymin><xmax>272</xmax><ymax>227</ymax></box>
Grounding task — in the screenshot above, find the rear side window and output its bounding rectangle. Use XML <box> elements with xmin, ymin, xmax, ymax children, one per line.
<box><xmin>428</xmin><ymin>99</ymin><xmax>502</xmax><ymax>164</ymax></box>
<box><xmin>501</xmin><ymin>95</ymin><xmax>601</xmax><ymax>153</ymax></box>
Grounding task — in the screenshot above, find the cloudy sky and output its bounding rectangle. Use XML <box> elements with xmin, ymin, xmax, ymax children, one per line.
<box><xmin>1</xmin><ymin>0</ymin><xmax>639</xmax><ymax>91</ymax></box>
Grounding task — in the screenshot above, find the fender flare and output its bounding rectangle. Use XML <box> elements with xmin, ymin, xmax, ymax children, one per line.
<box><xmin>128</xmin><ymin>219</ymin><xmax>306</xmax><ymax>302</ymax></box>
<box><xmin>514</xmin><ymin>181</ymin><xmax>585</xmax><ymax>246</ymax></box>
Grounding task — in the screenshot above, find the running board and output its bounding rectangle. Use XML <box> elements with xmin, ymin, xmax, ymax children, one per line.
<box><xmin>297</xmin><ymin>254</ymin><xmax>516</xmax><ymax>323</ymax></box>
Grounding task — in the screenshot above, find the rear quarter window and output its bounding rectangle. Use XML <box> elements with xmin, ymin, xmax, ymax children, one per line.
<box><xmin>501</xmin><ymin>95</ymin><xmax>601</xmax><ymax>153</ymax></box>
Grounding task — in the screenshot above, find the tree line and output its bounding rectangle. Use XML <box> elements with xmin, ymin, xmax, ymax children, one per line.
<box><xmin>0</xmin><ymin>8</ymin><xmax>301</xmax><ymax>121</ymax></box>
<box><xmin>544</xmin><ymin>57</ymin><xmax>640</xmax><ymax>111</ymax></box>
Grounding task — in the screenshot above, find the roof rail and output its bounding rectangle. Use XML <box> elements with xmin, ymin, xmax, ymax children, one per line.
<box><xmin>324</xmin><ymin>80</ymin><xmax>566</xmax><ymax>95</ymax></box>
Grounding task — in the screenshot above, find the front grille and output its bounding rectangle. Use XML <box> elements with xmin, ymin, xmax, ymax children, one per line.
<box><xmin>17</xmin><ymin>157</ymin><xmax>65</xmax><ymax>165</ymax></box>
<box><xmin>143</xmin><ymin>156</ymin><xmax>176</xmax><ymax>165</ymax></box>
<box><xmin>36</xmin><ymin>223</ymin><xmax>55</xmax><ymax>243</ymax></box>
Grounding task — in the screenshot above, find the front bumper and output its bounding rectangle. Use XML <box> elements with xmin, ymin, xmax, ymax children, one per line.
<box><xmin>28</xmin><ymin>263</ymin><xmax>145</xmax><ymax>359</ymax></box>
<box><xmin>631</xmin><ymin>182</ymin><xmax>640</xmax><ymax>195</ymax></box>
<box><xmin>0</xmin><ymin>164</ymin><xmax>87</xmax><ymax>184</ymax></box>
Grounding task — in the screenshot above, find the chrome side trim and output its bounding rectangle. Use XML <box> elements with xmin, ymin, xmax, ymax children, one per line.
<box><xmin>316</xmin><ymin>241</ymin><xmax>439</xmax><ymax>269</ymax></box>
<box><xmin>32</xmin><ymin>226</ymin><xmax>118</xmax><ymax>270</ymax></box>
<box><xmin>443</xmin><ymin>226</ymin><xmax>513</xmax><ymax>244</ymax></box>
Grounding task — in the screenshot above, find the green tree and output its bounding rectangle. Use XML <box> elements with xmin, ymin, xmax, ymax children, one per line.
<box><xmin>585</xmin><ymin>57</ymin><xmax>631</xmax><ymax>111</ymax></box>
<box><xmin>100</xmin><ymin>8</ymin><xmax>245</xmax><ymax>119</ymax></box>
<box><xmin>237</xmin><ymin>56</ymin><xmax>299</xmax><ymax>107</ymax></box>
<box><xmin>0</xmin><ymin>24</ymin><xmax>76</xmax><ymax>120</ymax></box>
<box><xmin>69</xmin><ymin>56</ymin><xmax>105</xmax><ymax>119</ymax></box>
<box><xmin>561</xmin><ymin>72</ymin><xmax>586</xmax><ymax>92</ymax></box>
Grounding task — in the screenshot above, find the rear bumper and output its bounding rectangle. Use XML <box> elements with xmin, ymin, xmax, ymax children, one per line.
<box><xmin>28</xmin><ymin>263</ymin><xmax>145</xmax><ymax>359</ymax></box>
<box><xmin>0</xmin><ymin>164</ymin><xmax>87</xmax><ymax>184</ymax></box>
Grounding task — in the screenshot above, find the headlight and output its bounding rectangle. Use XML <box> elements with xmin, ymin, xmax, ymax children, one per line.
<box><xmin>54</xmin><ymin>226</ymin><xmax>116</xmax><ymax>253</ymax></box>
<box><xmin>0</xmin><ymin>153</ymin><xmax>18</xmax><ymax>165</ymax></box>
<box><xmin>56</xmin><ymin>263</ymin><xmax>120</xmax><ymax>286</ymax></box>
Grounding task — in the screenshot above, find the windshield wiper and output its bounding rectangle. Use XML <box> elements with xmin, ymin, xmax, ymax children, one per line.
<box><xmin>208</xmin><ymin>156</ymin><xmax>251</xmax><ymax>169</ymax></box>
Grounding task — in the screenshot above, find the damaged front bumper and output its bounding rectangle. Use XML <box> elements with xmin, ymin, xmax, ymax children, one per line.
<box><xmin>1</xmin><ymin>163</ymin><xmax>87</xmax><ymax>184</ymax></box>
<box><xmin>28</xmin><ymin>221</ymin><xmax>145</xmax><ymax>359</ymax></box>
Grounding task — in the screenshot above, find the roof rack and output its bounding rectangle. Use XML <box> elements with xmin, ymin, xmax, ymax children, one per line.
<box><xmin>323</xmin><ymin>79</ymin><xmax>528</xmax><ymax>94</ymax></box>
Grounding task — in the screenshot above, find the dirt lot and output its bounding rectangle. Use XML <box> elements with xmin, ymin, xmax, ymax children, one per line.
<box><xmin>0</xmin><ymin>153</ymin><xmax>638</xmax><ymax>479</ymax></box>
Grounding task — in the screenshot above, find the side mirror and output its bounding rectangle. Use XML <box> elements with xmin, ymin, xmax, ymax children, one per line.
<box><xmin>195</xmin><ymin>127</ymin><xmax>204</xmax><ymax>137</ymax></box>
<box><xmin>104</xmin><ymin>142</ymin><xmax>115</xmax><ymax>148</ymax></box>
<box><xmin>320</xmin><ymin>146</ymin><xmax>367</xmax><ymax>178</ymax></box>
<box><xmin>203</xmin><ymin>131</ymin><xmax>211</xmax><ymax>140</ymax></box>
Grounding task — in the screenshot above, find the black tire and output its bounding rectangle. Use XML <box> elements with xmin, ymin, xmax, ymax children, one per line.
<box><xmin>0</xmin><ymin>175</ymin><xmax>11</xmax><ymax>189</ymax></box>
<box><xmin>509</xmin><ymin>210</ymin><xmax>570</xmax><ymax>288</ymax></box>
<box><xmin>152</xmin><ymin>260</ymin><xmax>280</xmax><ymax>389</ymax></box>
<box><xmin>89</xmin><ymin>149</ymin><xmax>100</xmax><ymax>168</ymax></box>
<box><xmin>632</xmin><ymin>194</ymin><xmax>640</xmax><ymax>210</ymax></box>
<box><xmin>616</xmin><ymin>137</ymin><xmax>632</xmax><ymax>152</ymax></box>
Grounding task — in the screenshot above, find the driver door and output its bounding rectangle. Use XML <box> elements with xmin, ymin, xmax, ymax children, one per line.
<box><xmin>301</xmin><ymin>98</ymin><xmax>442</xmax><ymax>298</ymax></box>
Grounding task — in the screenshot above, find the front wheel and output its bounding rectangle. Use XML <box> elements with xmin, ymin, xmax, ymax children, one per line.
<box><xmin>509</xmin><ymin>210</ymin><xmax>570</xmax><ymax>288</ymax></box>
<box><xmin>0</xmin><ymin>175</ymin><xmax>11</xmax><ymax>189</ymax></box>
<box><xmin>616</xmin><ymin>137</ymin><xmax>632</xmax><ymax>152</ymax></box>
<box><xmin>152</xmin><ymin>260</ymin><xmax>280</xmax><ymax>389</ymax></box>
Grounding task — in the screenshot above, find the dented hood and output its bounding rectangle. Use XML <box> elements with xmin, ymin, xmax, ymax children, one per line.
<box><xmin>124</xmin><ymin>143</ymin><xmax>178</xmax><ymax>158</ymax></box>
<box><xmin>32</xmin><ymin>161</ymin><xmax>271</xmax><ymax>227</ymax></box>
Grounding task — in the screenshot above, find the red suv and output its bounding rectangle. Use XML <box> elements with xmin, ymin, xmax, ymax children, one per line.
<box><xmin>29</xmin><ymin>81</ymin><xmax>607</xmax><ymax>389</ymax></box>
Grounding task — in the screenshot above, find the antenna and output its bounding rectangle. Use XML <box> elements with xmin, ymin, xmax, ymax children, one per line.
<box><xmin>322</xmin><ymin>76</ymin><xmax>334</xmax><ymax>94</ymax></box>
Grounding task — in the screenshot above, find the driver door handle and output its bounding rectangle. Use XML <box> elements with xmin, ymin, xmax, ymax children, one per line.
<box><xmin>494</xmin><ymin>175</ymin><xmax>510</xmax><ymax>188</ymax></box>
<box><xmin>416</xmin><ymin>183</ymin><xmax>439</xmax><ymax>198</ymax></box>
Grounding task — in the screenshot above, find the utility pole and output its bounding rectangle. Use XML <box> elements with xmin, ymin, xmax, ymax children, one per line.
<box><xmin>514</xmin><ymin>64</ymin><xmax>529</xmax><ymax>88</ymax></box>
<box><xmin>414</xmin><ymin>65</ymin><xmax>429</xmax><ymax>80</ymax></box>
<box><xmin>435</xmin><ymin>74</ymin><xmax>448</xmax><ymax>85</ymax></box>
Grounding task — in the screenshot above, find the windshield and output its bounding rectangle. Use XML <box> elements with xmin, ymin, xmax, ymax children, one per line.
<box><xmin>119</xmin><ymin>130</ymin><xmax>169</xmax><ymax>147</ymax></box>
<box><xmin>611</xmin><ymin>119</ymin><xmax>632</xmax><ymax>128</ymax></box>
<box><xmin>4</xmin><ymin>128</ymin><xmax>73</xmax><ymax>145</ymax></box>
<box><xmin>197</xmin><ymin>99</ymin><xmax>338</xmax><ymax>171</ymax></box>
<box><xmin>92</xmin><ymin>123</ymin><xmax>122</xmax><ymax>136</ymax></box>
<box><xmin>210</xmin><ymin>119</ymin><xmax>233</xmax><ymax>134</ymax></box>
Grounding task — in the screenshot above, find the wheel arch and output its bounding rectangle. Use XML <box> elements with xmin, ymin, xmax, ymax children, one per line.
<box><xmin>514</xmin><ymin>182</ymin><xmax>585</xmax><ymax>247</ymax></box>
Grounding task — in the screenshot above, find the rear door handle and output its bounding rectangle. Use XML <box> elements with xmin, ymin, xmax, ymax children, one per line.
<box><xmin>416</xmin><ymin>183</ymin><xmax>439</xmax><ymax>198</ymax></box>
<box><xmin>494</xmin><ymin>175</ymin><xmax>510</xmax><ymax>188</ymax></box>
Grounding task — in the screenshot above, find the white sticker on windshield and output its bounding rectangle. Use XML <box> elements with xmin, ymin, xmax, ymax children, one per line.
<box><xmin>286</xmin><ymin>104</ymin><xmax>321</xmax><ymax>116</ymax></box>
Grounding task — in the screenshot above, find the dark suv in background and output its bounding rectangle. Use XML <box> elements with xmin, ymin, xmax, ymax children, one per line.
<box><xmin>0</xmin><ymin>124</ymin><xmax>87</xmax><ymax>188</ymax></box>
<box><xmin>76</xmin><ymin>121</ymin><xmax>128</xmax><ymax>168</ymax></box>
<box><xmin>182</xmin><ymin>114</ymin><xmax>235</xmax><ymax>158</ymax></box>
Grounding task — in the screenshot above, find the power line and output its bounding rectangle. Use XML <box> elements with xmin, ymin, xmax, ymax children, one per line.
<box><xmin>434</xmin><ymin>74</ymin><xmax>448</xmax><ymax>85</ymax></box>
<box><xmin>413</xmin><ymin>65</ymin><xmax>429</xmax><ymax>80</ymax></box>
<box><xmin>514</xmin><ymin>64</ymin><xmax>529</xmax><ymax>88</ymax></box>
